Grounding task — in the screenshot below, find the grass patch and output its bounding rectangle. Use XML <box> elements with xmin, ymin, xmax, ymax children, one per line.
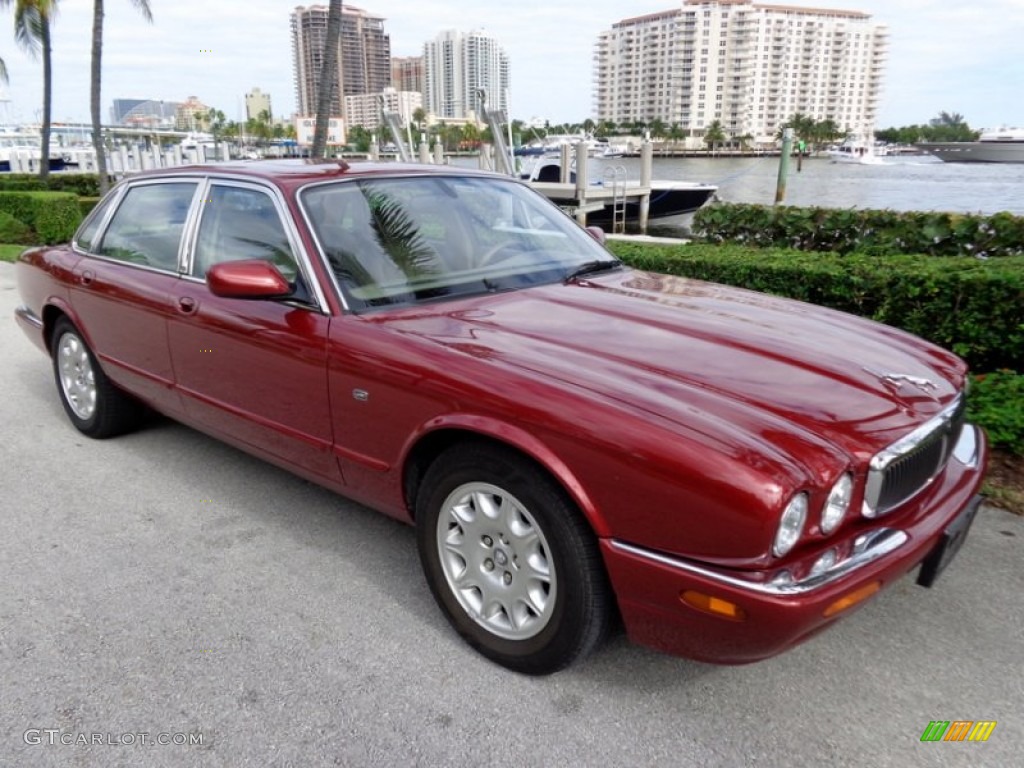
<box><xmin>0</xmin><ymin>243</ymin><xmax>28</xmax><ymax>262</ymax></box>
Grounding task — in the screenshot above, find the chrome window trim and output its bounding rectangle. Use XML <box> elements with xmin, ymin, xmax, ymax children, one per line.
<box><xmin>71</xmin><ymin>184</ymin><xmax>126</xmax><ymax>256</ymax></box>
<box><xmin>610</xmin><ymin>527</ymin><xmax>908</xmax><ymax>596</ymax></box>
<box><xmin>183</xmin><ymin>176</ymin><xmax>330</xmax><ymax>314</ymax></box>
<box><xmin>295</xmin><ymin>177</ymin><xmax>356</xmax><ymax>313</ymax></box>
<box><xmin>862</xmin><ymin>393</ymin><xmax>965</xmax><ymax>518</ymax></box>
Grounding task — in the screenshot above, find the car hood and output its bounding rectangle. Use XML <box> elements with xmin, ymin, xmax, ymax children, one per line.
<box><xmin>375</xmin><ymin>270</ymin><xmax>965</xmax><ymax>463</ymax></box>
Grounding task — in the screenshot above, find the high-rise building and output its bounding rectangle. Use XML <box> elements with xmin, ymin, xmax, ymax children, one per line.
<box><xmin>423</xmin><ymin>29</ymin><xmax>509</xmax><ymax>120</ymax></box>
<box><xmin>245</xmin><ymin>88</ymin><xmax>273</xmax><ymax>122</ymax></box>
<box><xmin>345</xmin><ymin>87</ymin><xmax>424</xmax><ymax>130</ymax></box>
<box><xmin>291</xmin><ymin>5</ymin><xmax>392</xmax><ymax>119</ymax></box>
<box><xmin>593</xmin><ymin>0</ymin><xmax>888</xmax><ymax>142</ymax></box>
<box><xmin>111</xmin><ymin>98</ymin><xmax>178</xmax><ymax>127</ymax></box>
<box><xmin>391</xmin><ymin>56</ymin><xmax>425</xmax><ymax>98</ymax></box>
<box><xmin>110</xmin><ymin>99</ymin><xmax>147</xmax><ymax>124</ymax></box>
<box><xmin>175</xmin><ymin>96</ymin><xmax>211</xmax><ymax>132</ymax></box>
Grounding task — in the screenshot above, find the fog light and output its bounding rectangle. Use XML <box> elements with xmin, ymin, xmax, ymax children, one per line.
<box><xmin>681</xmin><ymin>590</ymin><xmax>747</xmax><ymax>621</ymax></box>
<box><xmin>823</xmin><ymin>581</ymin><xmax>881</xmax><ymax>617</ymax></box>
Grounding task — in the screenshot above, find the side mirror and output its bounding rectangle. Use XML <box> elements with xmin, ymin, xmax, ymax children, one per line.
<box><xmin>585</xmin><ymin>225</ymin><xmax>607</xmax><ymax>245</ymax></box>
<box><xmin>206</xmin><ymin>259</ymin><xmax>292</xmax><ymax>299</ymax></box>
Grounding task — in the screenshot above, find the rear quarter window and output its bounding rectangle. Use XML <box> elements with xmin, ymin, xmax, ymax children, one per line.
<box><xmin>74</xmin><ymin>193</ymin><xmax>119</xmax><ymax>252</ymax></box>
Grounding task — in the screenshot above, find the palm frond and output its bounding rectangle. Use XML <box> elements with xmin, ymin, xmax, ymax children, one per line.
<box><xmin>363</xmin><ymin>190</ymin><xmax>441</xmax><ymax>279</ymax></box>
<box><xmin>130</xmin><ymin>0</ymin><xmax>152</xmax><ymax>23</ymax></box>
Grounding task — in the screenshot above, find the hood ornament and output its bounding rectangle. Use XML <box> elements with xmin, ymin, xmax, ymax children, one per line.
<box><xmin>864</xmin><ymin>367</ymin><xmax>938</xmax><ymax>392</ymax></box>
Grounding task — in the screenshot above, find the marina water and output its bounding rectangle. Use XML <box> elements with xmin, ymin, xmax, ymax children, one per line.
<box><xmin>592</xmin><ymin>154</ymin><xmax>1024</xmax><ymax>216</ymax></box>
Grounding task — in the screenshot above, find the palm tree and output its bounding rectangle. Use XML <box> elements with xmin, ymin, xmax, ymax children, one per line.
<box><xmin>704</xmin><ymin>120</ymin><xmax>726</xmax><ymax>152</ymax></box>
<box><xmin>206</xmin><ymin>108</ymin><xmax>226</xmax><ymax>155</ymax></box>
<box><xmin>3</xmin><ymin>0</ymin><xmax>58</xmax><ymax>180</ymax></box>
<box><xmin>91</xmin><ymin>0</ymin><xmax>153</xmax><ymax>195</ymax></box>
<box><xmin>311</xmin><ymin>0</ymin><xmax>342</xmax><ymax>159</ymax></box>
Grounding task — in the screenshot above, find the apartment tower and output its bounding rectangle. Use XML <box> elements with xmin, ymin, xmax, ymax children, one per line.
<box><xmin>594</xmin><ymin>0</ymin><xmax>888</xmax><ymax>141</ymax></box>
<box><xmin>391</xmin><ymin>56</ymin><xmax>425</xmax><ymax>99</ymax></box>
<box><xmin>291</xmin><ymin>5</ymin><xmax>392</xmax><ymax>119</ymax></box>
<box><xmin>423</xmin><ymin>29</ymin><xmax>510</xmax><ymax>120</ymax></box>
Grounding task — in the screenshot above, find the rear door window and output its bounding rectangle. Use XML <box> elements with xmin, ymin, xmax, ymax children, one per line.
<box><xmin>96</xmin><ymin>182</ymin><xmax>198</xmax><ymax>271</ymax></box>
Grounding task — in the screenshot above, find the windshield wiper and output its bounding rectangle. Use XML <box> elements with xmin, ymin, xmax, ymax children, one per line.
<box><xmin>563</xmin><ymin>259</ymin><xmax>622</xmax><ymax>284</ymax></box>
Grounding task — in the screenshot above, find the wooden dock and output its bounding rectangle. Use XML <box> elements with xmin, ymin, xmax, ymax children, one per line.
<box><xmin>523</xmin><ymin>141</ymin><xmax>656</xmax><ymax>234</ymax></box>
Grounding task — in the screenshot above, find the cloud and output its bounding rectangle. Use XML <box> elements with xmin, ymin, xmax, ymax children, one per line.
<box><xmin>1</xmin><ymin>1</ymin><xmax>1020</xmax><ymax>130</ymax></box>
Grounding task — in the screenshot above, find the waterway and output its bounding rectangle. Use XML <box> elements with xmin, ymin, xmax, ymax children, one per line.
<box><xmin>588</xmin><ymin>154</ymin><xmax>1024</xmax><ymax>216</ymax></box>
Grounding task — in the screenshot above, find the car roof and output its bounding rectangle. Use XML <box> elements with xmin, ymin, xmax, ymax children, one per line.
<box><xmin>124</xmin><ymin>159</ymin><xmax>507</xmax><ymax>192</ymax></box>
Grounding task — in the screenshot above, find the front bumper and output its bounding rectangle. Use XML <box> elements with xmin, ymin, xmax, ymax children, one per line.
<box><xmin>601</xmin><ymin>425</ymin><xmax>988</xmax><ymax>664</ymax></box>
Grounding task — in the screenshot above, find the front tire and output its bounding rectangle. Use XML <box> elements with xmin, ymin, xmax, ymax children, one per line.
<box><xmin>416</xmin><ymin>442</ymin><xmax>613</xmax><ymax>674</ymax></box>
<box><xmin>51</xmin><ymin>317</ymin><xmax>144</xmax><ymax>438</ymax></box>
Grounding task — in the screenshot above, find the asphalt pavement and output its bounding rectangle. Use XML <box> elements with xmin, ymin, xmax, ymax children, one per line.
<box><xmin>0</xmin><ymin>260</ymin><xmax>1020</xmax><ymax>767</ymax></box>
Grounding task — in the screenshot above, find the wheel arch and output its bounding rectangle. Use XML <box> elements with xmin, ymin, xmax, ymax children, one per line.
<box><xmin>400</xmin><ymin>417</ymin><xmax>609</xmax><ymax>538</ymax></box>
<box><xmin>41</xmin><ymin>301</ymin><xmax>81</xmax><ymax>354</ymax></box>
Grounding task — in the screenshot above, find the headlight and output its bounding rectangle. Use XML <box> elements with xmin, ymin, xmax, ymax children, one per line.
<box><xmin>773</xmin><ymin>492</ymin><xmax>808</xmax><ymax>557</ymax></box>
<box><xmin>821</xmin><ymin>473</ymin><xmax>853</xmax><ymax>534</ymax></box>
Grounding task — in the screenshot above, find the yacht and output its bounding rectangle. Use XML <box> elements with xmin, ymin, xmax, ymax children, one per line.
<box><xmin>0</xmin><ymin>127</ymin><xmax>66</xmax><ymax>172</ymax></box>
<box><xmin>522</xmin><ymin>157</ymin><xmax>718</xmax><ymax>225</ymax></box>
<box><xmin>826</xmin><ymin>135</ymin><xmax>887</xmax><ymax>165</ymax></box>
<box><xmin>918</xmin><ymin>127</ymin><xmax>1024</xmax><ymax>163</ymax></box>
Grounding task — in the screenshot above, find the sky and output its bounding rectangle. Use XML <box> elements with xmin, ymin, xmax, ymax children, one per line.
<box><xmin>1</xmin><ymin>0</ymin><xmax>1022</xmax><ymax>131</ymax></box>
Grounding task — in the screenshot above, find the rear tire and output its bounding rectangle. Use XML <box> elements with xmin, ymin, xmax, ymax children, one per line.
<box><xmin>51</xmin><ymin>317</ymin><xmax>145</xmax><ymax>438</ymax></box>
<box><xmin>416</xmin><ymin>442</ymin><xmax>612</xmax><ymax>674</ymax></box>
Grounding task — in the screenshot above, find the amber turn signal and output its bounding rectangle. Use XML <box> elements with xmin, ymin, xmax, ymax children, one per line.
<box><xmin>680</xmin><ymin>590</ymin><xmax>747</xmax><ymax>621</ymax></box>
<box><xmin>823</xmin><ymin>581</ymin><xmax>881</xmax><ymax>617</ymax></box>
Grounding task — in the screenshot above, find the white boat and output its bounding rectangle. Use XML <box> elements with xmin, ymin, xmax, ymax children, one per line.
<box><xmin>0</xmin><ymin>126</ymin><xmax>66</xmax><ymax>172</ymax></box>
<box><xmin>540</xmin><ymin>133</ymin><xmax>598</xmax><ymax>156</ymax></box>
<box><xmin>917</xmin><ymin>127</ymin><xmax>1024</xmax><ymax>164</ymax></box>
<box><xmin>826</xmin><ymin>134</ymin><xmax>887</xmax><ymax>165</ymax></box>
<box><xmin>522</xmin><ymin>157</ymin><xmax>718</xmax><ymax>225</ymax></box>
<box><xmin>593</xmin><ymin>138</ymin><xmax>627</xmax><ymax>158</ymax></box>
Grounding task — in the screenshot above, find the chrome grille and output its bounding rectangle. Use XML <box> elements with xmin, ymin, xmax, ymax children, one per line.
<box><xmin>863</xmin><ymin>395</ymin><xmax>966</xmax><ymax>517</ymax></box>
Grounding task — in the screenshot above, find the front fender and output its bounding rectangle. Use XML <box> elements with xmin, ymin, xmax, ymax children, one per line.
<box><xmin>401</xmin><ymin>412</ymin><xmax>610</xmax><ymax>537</ymax></box>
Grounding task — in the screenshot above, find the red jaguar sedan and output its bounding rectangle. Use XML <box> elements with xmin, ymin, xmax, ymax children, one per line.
<box><xmin>14</xmin><ymin>160</ymin><xmax>986</xmax><ymax>674</ymax></box>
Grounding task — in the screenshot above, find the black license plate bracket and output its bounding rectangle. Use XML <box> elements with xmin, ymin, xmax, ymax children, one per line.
<box><xmin>917</xmin><ymin>496</ymin><xmax>981</xmax><ymax>588</ymax></box>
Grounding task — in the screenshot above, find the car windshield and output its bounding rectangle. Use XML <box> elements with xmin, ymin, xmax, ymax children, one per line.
<box><xmin>300</xmin><ymin>175</ymin><xmax>614</xmax><ymax>310</ymax></box>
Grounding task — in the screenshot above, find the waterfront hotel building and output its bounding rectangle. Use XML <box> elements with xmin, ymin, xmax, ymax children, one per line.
<box><xmin>594</xmin><ymin>0</ymin><xmax>887</xmax><ymax>143</ymax></box>
<box><xmin>291</xmin><ymin>5</ymin><xmax>392</xmax><ymax>120</ymax></box>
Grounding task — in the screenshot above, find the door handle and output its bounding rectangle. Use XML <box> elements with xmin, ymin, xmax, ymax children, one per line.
<box><xmin>177</xmin><ymin>296</ymin><xmax>198</xmax><ymax>315</ymax></box>
<box><xmin>79</xmin><ymin>270</ymin><xmax>94</xmax><ymax>286</ymax></box>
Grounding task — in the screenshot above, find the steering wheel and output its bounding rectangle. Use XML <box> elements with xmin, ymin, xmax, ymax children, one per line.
<box><xmin>477</xmin><ymin>241</ymin><xmax>526</xmax><ymax>268</ymax></box>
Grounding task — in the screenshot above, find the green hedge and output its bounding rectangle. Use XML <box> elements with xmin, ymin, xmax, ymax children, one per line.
<box><xmin>0</xmin><ymin>191</ymin><xmax>82</xmax><ymax>245</ymax></box>
<box><xmin>0</xmin><ymin>210</ymin><xmax>36</xmax><ymax>244</ymax></box>
<box><xmin>606</xmin><ymin>241</ymin><xmax>1024</xmax><ymax>372</ymax></box>
<box><xmin>0</xmin><ymin>173</ymin><xmax>101</xmax><ymax>197</ymax></box>
<box><xmin>968</xmin><ymin>371</ymin><xmax>1024</xmax><ymax>455</ymax></box>
<box><xmin>693</xmin><ymin>203</ymin><xmax>1024</xmax><ymax>258</ymax></box>
<box><xmin>79</xmin><ymin>197</ymin><xmax>101</xmax><ymax>218</ymax></box>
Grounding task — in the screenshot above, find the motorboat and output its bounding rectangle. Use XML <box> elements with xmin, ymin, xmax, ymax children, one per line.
<box><xmin>593</xmin><ymin>138</ymin><xmax>627</xmax><ymax>158</ymax></box>
<box><xmin>523</xmin><ymin>157</ymin><xmax>718</xmax><ymax>225</ymax></box>
<box><xmin>917</xmin><ymin>127</ymin><xmax>1024</xmax><ymax>163</ymax></box>
<box><xmin>512</xmin><ymin>143</ymin><xmax>547</xmax><ymax>157</ymax></box>
<box><xmin>826</xmin><ymin>135</ymin><xmax>886</xmax><ymax>165</ymax></box>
